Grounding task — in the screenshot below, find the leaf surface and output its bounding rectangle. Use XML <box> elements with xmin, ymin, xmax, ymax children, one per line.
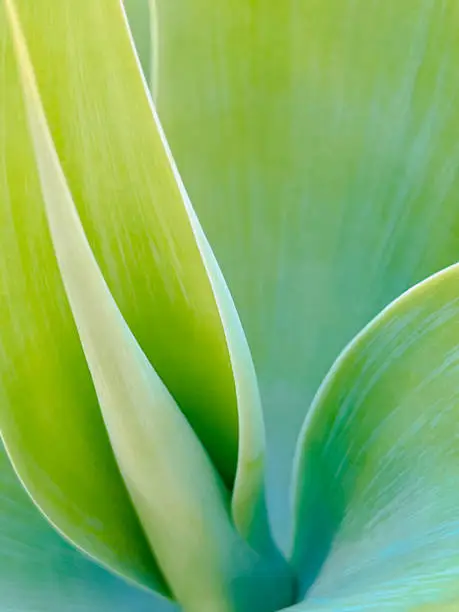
<box><xmin>124</xmin><ymin>0</ymin><xmax>152</xmax><ymax>81</ymax></box>
<box><xmin>155</xmin><ymin>0</ymin><xmax>459</xmax><ymax>543</ymax></box>
<box><xmin>0</xmin><ymin>441</ymin><xmax>175</xmax><ymax>611</ymax></box>
<box><xmin>0</xmin><ymin>0</ymin><xmax>166</xmax><ymax>592</ymax></box>
<box><xmin>9</xmin><ymin>0</ymin><xmax>270</xmax><ymax>530</ymax></box>
<box><xmin>288</xmin><ymin>264</ymin><xmax>459</xmax><ymax>610</ymax></box>
<box><xmin>6</xmin><ymin>3</ymin><xmax>262</xmax><ymax>607</ymax></box>
<box><xmin>1</xmin><ymin>0</ymin><xmax>269</xmax><ymax>592</ymax></box>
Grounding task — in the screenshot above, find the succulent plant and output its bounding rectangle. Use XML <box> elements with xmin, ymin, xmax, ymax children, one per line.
<box><xmin>2</xmin><ymin>0</ymin><xmax>459</xmax><ymax>610</ymax></box>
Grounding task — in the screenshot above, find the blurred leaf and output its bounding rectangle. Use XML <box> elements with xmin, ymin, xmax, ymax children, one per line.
<box><xmin>0</xmin><ymin>441</ymin><xmax>175</xmax><ymax>612</ymax></box>
<box><xmin>123</xmin><ymin>0</ymin><xmax>152</xmax><ymax>82</ymax></box>
<box><xmin>288</xmin><ymin>264</ymin><xmax>459</xmax><ymax>610</ymax></box>
<box><xmin>155</xmin><ymin>0</ymin><xmax>459</xmax><ymax>543</ymax></box>
<box><xmin>412</xmin><ymin>604</ymin><xmax>459</xmax><ymax>612</ymax></box>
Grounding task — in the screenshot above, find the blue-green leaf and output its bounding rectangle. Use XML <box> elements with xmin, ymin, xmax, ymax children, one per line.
<box><xmin>0</xmin><ymin>441</ymin><xmax>175</xmax><ymax>612</ymax></box>
<box><xmin>289</xmin><ymin>264</ymin><xmax>459</xmax><ymax>610</ymax></box>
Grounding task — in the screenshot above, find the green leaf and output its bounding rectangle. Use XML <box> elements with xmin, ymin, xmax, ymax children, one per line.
<box><xmin>0</xmin><ymin>441</ymin><xmax>175</xmax><ymax>612</ymax></box>
<box><xmin>154</xmin><ymin>0</ymin><xmax>459</xmax><ymax>543</ymax></box>
<box><xmin>1</xmin><ymin>0</ymin><xmax>275</xmax><ymax>604</ymax></box>
<box><xmin>7</xmin><ymin>0</ymin><xmax>268</xmax><ymax>547</ymax></box>
<box><xmin>288</xmin><ymin>263</ymin><xmax>459</xmax><ymax>610</ymax></box>
<box><xmin>123</xmin><ymin>0</ymin><xmax>152</xmax><ymax>84</ymax></box>
<box><xmin>5</xmin><ymin>3</ymin><xmax>276</xmax><ymax>608</ymax></box>
<box><xmin>0</xmin><ymin>0</ymin><xmax>166</xmax><ymax>593</ymax></box>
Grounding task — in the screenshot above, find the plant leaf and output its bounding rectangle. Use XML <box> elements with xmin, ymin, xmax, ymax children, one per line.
<box><xmin>154</xmin><ymin>0</ymin><xmax>459</xmax><ymax>543</ymax></box>
<box><xmin>123</xmin><ymin>0</ymin><xmax>152</xmax><ymax>83</ymax></box>
<box><xmin>0</xmin><ymin>441</ymin><xmax>175</xmax><ymax>612</ymax></box>
<box><xmin>288</xmin><ymin>264</ymin><xmax>459</xmax><ymax>610</ymax></box>
<box><xmin>10</xmin><ymin>0</ymin><xmax>246</xmax><ymax>494</ymax></box>
<box><xmin>5</xmin><ymin>3</ymin><xmax>269</xmax><ymax>608</ymax></box>
<box><xmin>2</xmin><ymin>0</ymin><xmax>269</xmax><ymax>582</ymax></box>
<box><xmin>25</xmin><ymin>0</ymin><xmax>268</xmax><ymax>547</ymax></box>
<box><xmin>0</xmin><ymin>0</ymin><xmax>167</xmax><ymax>593</ymax></box>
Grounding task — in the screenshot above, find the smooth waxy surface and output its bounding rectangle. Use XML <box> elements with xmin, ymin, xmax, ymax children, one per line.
<box><xmin>1</xmin><ymin>0</ymin><xmax>166</xmax><ymax>592</ymax></box>
<box><xmin>155</xmin><ymin>0</ymin><xmax>459</xmax><ymax>544</ymax></box>
<box><xmin>289</xmin><ymin>264</ymin><xmax>459</xmax><ymax>610</ymax></box>
<box><xmin>6</xmin><ymin>3</ymin><xmax>263</xmax><ymax>610</ymax></box>
<box><xmin>0</xmin><ymin>440</ymin><xmax>171</xmax><ymax>611</ymax></box>
<box><xmin>8</xmin><ymin>0</ymin><xmax>268</xmax><ymax>544</ymax></box>
<box><xmin>1</xmin><ymin>0</ymin><xmax>273</xmax><ymax>607</ymax></box>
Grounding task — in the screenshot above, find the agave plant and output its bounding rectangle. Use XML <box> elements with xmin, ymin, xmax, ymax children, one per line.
<box><xmin>2</xmin><ymin>0</ymin><xmax>459</xmax><ymax>610</ymax></box>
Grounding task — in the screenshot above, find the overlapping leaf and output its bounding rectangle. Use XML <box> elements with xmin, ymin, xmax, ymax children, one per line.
<box><xmin>6</xmin><ymin>2</ymin><xmax>265</xmax><ymax>609</ymax></box>
<box><xmin>8</xmin><ymin>0</ymin><xmax>268</xmax><ymax>545</ymax></box>
<box><xmin>0</xmin><ymin>0</ymin><xmax>166</xmax><ymax>592</ymax></box>
<box><xmin>0</xmin><ymin>0</ymin><xmax>272</xmax><ymax>605</ymax></box>
<box><xmin>0</xmin><ymin>441</ymin><xmax>174</xmax><ymax>612</ymax></box>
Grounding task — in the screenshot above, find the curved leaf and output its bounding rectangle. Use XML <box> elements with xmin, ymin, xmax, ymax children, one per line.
<box><xmin>155</xmin><ymin>0</ymin><xmax>459</xmax><ymax>544</ymax></box>
<box><xmin>0</xmin><ymin>0</ymin><xmax>166</xmax><ymax>592</ymax></box>
<box><xmin>289</xmin><ymin>264</ymin><xmax>459</xmax><ymax>610</ymax></box>
<box><xmin>7</xmin><ymin>0</ymin><xmax>269</xmax><ymax>546</ymax></box>
<box><xmin>5</xmin><ymin>4</ymin><xmax>274</xmax><ymax>608</ymax></box>
<box><xmin>0</xmin><ymin>441</ymin><xmax>175</xmax><ymax>612</ymax></box>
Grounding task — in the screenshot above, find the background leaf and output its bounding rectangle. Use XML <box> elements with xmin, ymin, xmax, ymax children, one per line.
<box><xmin>154</xmin><ymin>0</ymin><xmax>459</xmax><ymax>545</ymax></box>
<box><xmin>288</xmin><ymin>264</ymin><xmax>459</xmax><ymax>610</ymax></box>
<box><xmin>123</xmin><ymin>0</ymin><xmax>152</xmax><ymax>83</ymax></box>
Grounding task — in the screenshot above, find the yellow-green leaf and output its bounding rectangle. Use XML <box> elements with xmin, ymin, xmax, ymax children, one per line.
<box><xmin>5</xmin><ymin>4</ymin><xmax>276</xmax><ymax>608</ymax></box>
<box><xmin>25</xmin><ymin>0</ymin><xmax>266</xmax><ymax>537</ymax></box>
<box><xmin>0</xmin><ymin>0</ymin><xmax>166</xmax><ymax>593</ymax></box>
<box><xmin>1</xmin><ymin>0</ymin><xmax>272</xmax><ymax>592</ymax></box>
